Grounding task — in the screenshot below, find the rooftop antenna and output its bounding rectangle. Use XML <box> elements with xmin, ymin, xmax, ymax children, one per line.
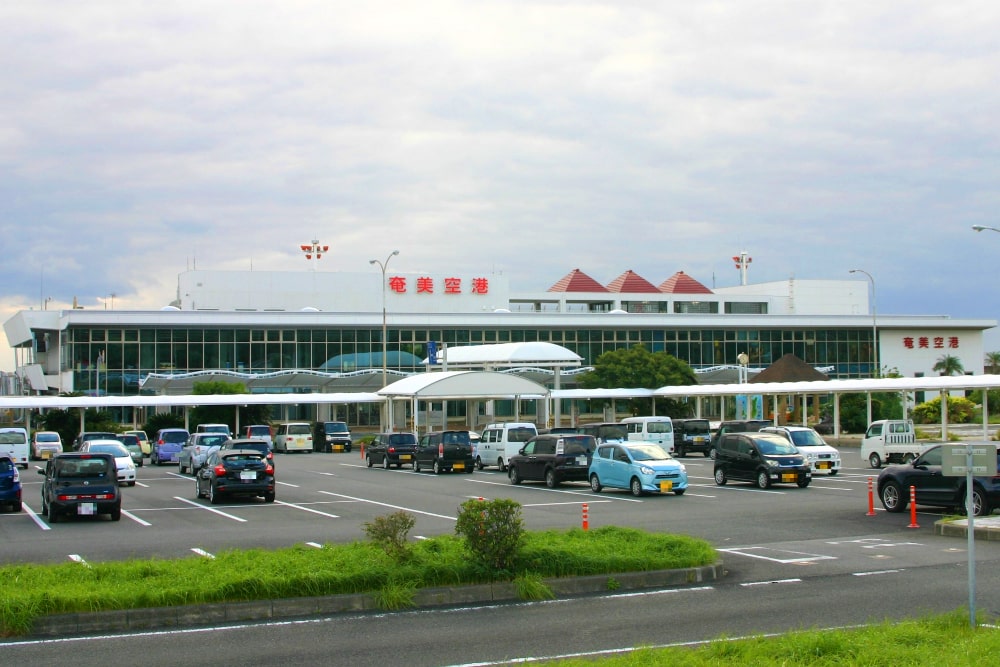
<box><xmin>732</xmin><ymin>250</ymin><xmax>752</xmax><ymax>286</ymax></box>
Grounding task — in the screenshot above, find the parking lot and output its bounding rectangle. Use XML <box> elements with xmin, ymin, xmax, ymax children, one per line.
<box><xmin>0</xmin><ymin>445</ymin><xmax>977</xmax><ymax>568</ymax></box>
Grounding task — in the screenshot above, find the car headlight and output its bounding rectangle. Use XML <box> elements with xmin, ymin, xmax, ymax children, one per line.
<box><xmin>678</xmin><ymin>464</ymin><xmax>686</xmax><ymax>472</ymax></box>
<box><xmin>639</xmin><ymin>466</ymin><xmax>655</xmax><ymax>475</ymax></box>
<box><xmin>766</xmin><ymin>459</ymin><xmax>780</xmax><ymax>468</ymax></box>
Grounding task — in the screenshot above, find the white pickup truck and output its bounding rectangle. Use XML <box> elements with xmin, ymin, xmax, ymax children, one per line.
<box><xmin>860</xmin><ymin>419</ymin><xmax>928</xmax><ymax>468</ymax></box>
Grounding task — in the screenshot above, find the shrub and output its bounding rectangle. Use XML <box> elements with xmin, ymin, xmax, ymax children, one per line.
<box><xmin>912</xmin><ymin>396</ymin><xmax>976</xmax><ymax>424</ymax></box>
<box><xmin>363</xmin><ymin>511</ymin><xmax>416</xmax><ymax>559</ymax></box>
<box><xmin>455</xmin><ymin>498</ymin><xmax>524</xmax><ymax>574</ymax></box>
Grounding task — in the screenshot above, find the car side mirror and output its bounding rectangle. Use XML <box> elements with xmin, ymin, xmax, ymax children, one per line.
<box><xmin>518</xmin><ymin>448</ymin><xmax>526</xmax><ymax>455</ymax></box>
<box><xmin>750</xmin><ymin>450</ymin><xmax>759</xmax><ymax>458</ymax></box>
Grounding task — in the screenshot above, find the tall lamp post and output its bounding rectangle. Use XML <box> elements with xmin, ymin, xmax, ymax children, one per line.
<box><xmin>369</xmin><ymin>250</ymin><xmax>399</xmax><ymax>388</ymax></box>
<box><xmin>850</xmin><ymin>269</ymin><xmax>878</xmax><ymax>427</ymax></box>
<box><xmin>972</xmin><ymin>225</ymin><xmax>1000</xmax><ymax>234</ymax></box>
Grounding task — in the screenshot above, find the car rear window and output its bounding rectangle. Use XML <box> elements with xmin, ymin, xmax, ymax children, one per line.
<box><xmin>0</xmin><ymin>458</ymin><xmax>13</xmax><ymax>472</ymax></box>
<box><xmin>287</xmin><ymin>424</ymin><xmax>311</xmax><ymax>435</ymax></box>
<box><xmin>234</xmin><ymin>442</ymin><xmax>268</xmax><ymax>454</ymax></box>
<box><xmin>388</xmin><ymin>433</ymin><xmax>417</xmax><ymax>445</ymax></box>
<box><xmin>55</xmin><ymin>458</ymin><xmax>111</xmax><ymax>478</ymax></box>
<box><xmin>508</xmin><ymin>428</ymin><xmax>534</xmax><ymax>442</ymax></box>
<box><xmin>247</xmin><ymin>426</ymin><xmax>271</xmax><ymax>437</ymax></box>
<box><xmin>161</xmin><ymin>431</ymin><xmax>189</xmax><ymax>443</ymax></box>
<box><xmin>442</xmin><ymin>432</ymin><xmax>470</xmax><ymax>444</ymax></box>
<box><xmin>36</xmin><ymin>432</ymin><xmax>61</xmax><ymax>443</ymax></box>
<box><xmin>562</xmin><ymin>436</ymin><xmax>595</xmax><ymax>455</ymax></box>
<box><xmin>0</xmin><ymin>432</ymin><xmax>27</xmax><ymax>444</ymax></box>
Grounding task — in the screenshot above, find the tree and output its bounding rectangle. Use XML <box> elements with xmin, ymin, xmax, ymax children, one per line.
<box><xmin>36</xmin><ymin>403</ymin><xmax>120</xmax><ymax>447</ymax></box>
<box><xmin>577</xmin><ymin>345</ymin><xmax>697</xmax><ymax>416</ymax></box>
<box><xmin>985</xmin><ymin>351</ymin><xmax>1000</xmax><ymax>374</ymax></box>
<box><xmin>932</xmin><ymin>354</ymin><xmax>964</xmax><ymax>376</ymax></box>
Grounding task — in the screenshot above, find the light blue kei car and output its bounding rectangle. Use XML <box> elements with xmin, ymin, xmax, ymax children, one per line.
<box><xmin>588</xmin><ymin>442</ymin><xmax>688</xmax><ymax>497</ymax></box>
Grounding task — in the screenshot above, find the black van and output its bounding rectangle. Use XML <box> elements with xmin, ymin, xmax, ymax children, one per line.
<box><xmin>713</xmin><ymin>432</ymin><xmax>811</xmax><ymax>490</ymax></box>
<box><xmin>507</xmin><ymin>434</ymin><xmax>597</xmax><ymax>488</ymax></box>
<box><xmin>414</xmin><ymin>430</ymin><xmax>475</xmax><ymax>474</ymax></box>
<box><xmin>708</xmin><ymin>420</ymin><xmax>773</xmax><ymax>458</ymax></box>
<box><xmin>673</xmin><ymin>418</ymin><xmax>712</xmax><ymax>457</ymax></box>
<box><xmin>38</xmin><ymin>453</ymin><xmax>121</xmax><ymax>522</ymax></box>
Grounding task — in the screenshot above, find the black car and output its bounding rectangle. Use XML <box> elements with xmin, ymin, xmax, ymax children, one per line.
<box><xmin>38</xmin><ymin>453</ymin><xmax>121</xmax><ymax>522</ymax></box>
<box><xmin>507</xmin><ymin>434</ymin><xmax>597</xmax><ymax>488</ymax></box>
<box><xmin>219</xmin><ymin>438</ymin><xmax>275</xmax><ymax>469</ymax></box>
<box><xmin>196</xmin><ymin>449</ymin><xmax>275</xmax><ymax>504</ymax></box>
<box><xmin>713</xmin><ymin>432</ymin><xmax>812</xmax><ymax>489</ymax></box>
<box><xmin>708</xmin><ymin>420</ymin><xmax>773</xmax><ymax>458</ymax></box>
<box><xmin>877</xmin><ymin>444</ymin><xmax>1000</xmax><ymax>517</ymax></box>
<box><xmin>413</xmin><ymin>430</ymin><xmax>475</xmax><ymax>474</ymax></box>
<box><xmin>366</xmin><ymin>432</ymin><xmax>418</xmax><ymax>469</ymax></box>
<box><xmin>577</xmin><ymin>423</ymin><xmax>628</xmax><ymax>444</ymax></box>
<box><xmin>673</xmin><ymin>418</ymin><xmax>712</xmax><ymax>457</ymax></box>
<box><xmin>321</xmin><ymin>421</ymin><xmax>353</xmax><ymax>453</ymax></box>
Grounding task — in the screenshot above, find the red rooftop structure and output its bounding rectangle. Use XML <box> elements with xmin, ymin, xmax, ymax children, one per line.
<box><xmin>658</xmin><ymin>271</ymin><xmax>713</xmax><ymax>294</ymax></box>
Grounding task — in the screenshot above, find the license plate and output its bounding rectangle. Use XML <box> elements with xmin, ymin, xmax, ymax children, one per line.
<box><xmin>453</xmin><ymin>463</ymin><xmax>465</xmax><ymax>470</ymax></box>
<box><xmin>78</xmin><ymin>503</ymin><xmax>96</xmax><ymax>515</ymax></box>
<box><xmin>693</xmin><ymin>437</ymin><xmax>704</xmax><ymax>443</ymax></box>
<box><xmin>576</xmin><ymin>456</ymin><xmax>587</xmax><ymax>465</ymax></box>
<box><xmin>659</xmin><ymin>480</ymin><xmax>673</xmax><ymax>492</ymax></box>
<box><xmin>42</xmin><ymin>452</ymin><xmax>51</xmax><ymax>459</ymax></box>
<box><xmin>817</xmin><ymin>462</ymin><xmax>830</xmax><ymax>469</ymax></box>
<box><xmin>400</xmin><ymin>455</ymin><xmax>411</xmax><ymax>460</ymax></box>
<box><xmin>781</xmin><ymin>473</ymin><xmax>797</xmax><ymax>483</ymax></box>
<box><xmin>240</xmin><ymin>470</ymin><xmax>256</xmax><ymax>480</ymax></box>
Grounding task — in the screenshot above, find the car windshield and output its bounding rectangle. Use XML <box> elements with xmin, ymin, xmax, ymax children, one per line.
<box><xmin>628</xmin><ymin>444</ymin><xmax>672</xmax><ymax>461</ymax></box>
<box><xmin>681</xmin><ymin>420</ymin><xmax>710</xmax><ymax>434</ymax></box>
<box><xmin>89</xmin><ymin>443</ymin><xmax>130</xmax><ymax>457</ymax></box>
<box><xmin>756</xmin><ymin>438</ymin><xmax>799</xmax><ymax>455</ymax></box>
<box><xmin>324</xmin><ymin>423</ymin><xmax>348</xmax><ymax>434</ymax></box>
<box><xmin>789</xmin><ymin>430</ymin><xmax>826</xmax><ymax>447</ymax></box>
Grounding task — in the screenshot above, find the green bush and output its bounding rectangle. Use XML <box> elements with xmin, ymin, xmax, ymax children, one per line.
<box><xmin>364</xmin><ymin>511</ymin><xmax>416</xmax><ymax>559</ymax></box>
<box><xmin>912</xmin><ymin>396</ymin><xmax>976</xmax><ymax>424</ymax></box>
<box><xmin>455</xmin><ymin>498</ymin><xmax>524</xmax><ymax>574</ymax></box>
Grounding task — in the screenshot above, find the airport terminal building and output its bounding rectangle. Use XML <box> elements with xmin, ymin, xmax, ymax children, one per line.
<box><xmin>3</xmin><ymin>267</ymin><xmax>994</xmax><ymax>423</ymax></box>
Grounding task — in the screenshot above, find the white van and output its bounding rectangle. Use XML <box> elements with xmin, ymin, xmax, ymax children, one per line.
<box><xmin>273</xmin><ymin>422</ymin><xmax>313</xmax><ymax>453</ymax></box>
<box><xmin>477</xmin><ymin>422</ymin><xmax>537</xmax><ymax>471</ymax></box>
<box><xmin>0</xmin><ymin>427</ymin><xmax>30</xmax><ymax>469</ymax></box>
<box><xmin>620</xmin><ymin>416</ymin><xmax>675</xmax><ymax>454</ymax></box>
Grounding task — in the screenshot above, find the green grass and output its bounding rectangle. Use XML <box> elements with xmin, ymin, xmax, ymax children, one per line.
<box><xmin>545</xmin><ymin>610</ymin><xmax>1000</xmax><ymax>665</ymax></box>
<box><xmin>0</xmin><ymin>526</ymin><xmax>714</xmax><ymax>635</ymax></box>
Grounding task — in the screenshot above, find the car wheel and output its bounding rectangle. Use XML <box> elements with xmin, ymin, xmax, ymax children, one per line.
<box><xmin>366</xmin><ymin>455</ymin><xmax>373</xmax><ymax>468</ymax></box>
<box><xmin>110</xmin><ymin>504</ymin><xmax>121</xmax><ymax>521</ymax></box>
<box><xmin>902</xmin><ymin>453</ymin><xmax>915</xmax><ymax>464</ymax></box>
<box><xmin>498</xmin><ymin>457</ymin><xmax>506</xmax><ymax>472</ymax></box>
<box><xmin>756</xmin><ymin>470</ymin><xmax>771</xmax><ymax>490</ymax></box>
<box><xmin>968</xmin><ymin>486</ymin><xmax>989</xmax><ymax>517</ymax></box>
<box><xmin>868</xmin><ymin>452</ymin><xmax>882</xmax><ymax>469</ymax></box>
<box><xmin>590</xmin><ymin>474</ymin><xmax>602</xmax><ymax>493</ymax></box>
<box><xmin>509</xmin><ymin>466</ymin><xmax>521</xmax><ymax>485</ymax></box>
<box><xmin>829</xmin><ymin>469</ymin><xmax>838</xmax><ymax>476</ymax></box>
<box><xmin>464</xmin><ymin>466</ymin><xmax>474</xmax><ymax>474</ymax></box>
<box><xmin>209</xmin><ymin>484</ymin><xmax>222</xmax><ymax>505</ymax></box>
<box><xmin>47</xmin><ymin>502</ymin><xmax>59</xmax><ymax>523</ymax></box>
<box><xmin>383</xmin><ymin>455</ymin><xmax>391</xmax><ymax>470</ymax></box>
<box><xmin>433</xmin><ymin>460</ymin><xmax>442</xmax><ymax>475</ymax></box>
<box><xmin>704</xmin><ymin>450</ymin><xmax>712</xmax><ymax>458</ymax></box>
<box><xmin>714</xmin><ymin>467</ymin><xmax>727</xmax><ymax>485</ymax></box>
<box><xmin>709</xmin><ymin>448</ymin><xmax>717</xmax><ymax>460</ymax></box>
<box><xmin>128</xmin><ymin>481</ymin><xmax>136</xmax><ymax>487</ymax></box>
<box><xmin>673</xmin><ymin>488</ymin><xmax>686</xmax><ymax>496</ymax></box>
<box><xmin>196</xmin><ymin>478</ymin><xmax>204</xmax><ymax>499</ymax></box>
<box><xmin>630</xmin><ymin>477</ymin><xmax>643</xmax><ymax>497</ymax></box>
<box><xmin>264</xmin><ymin>492</ymin><xmax>275</xmax><ymax>503</ymax></box>
<box><xmin>414</xmin><ymin>458</ymin><xmax>421</xmax><ymax>473</ymax></box>
<box><xmin>475</xmin><ymin>456</ymin><xmax>484</xmax><ymax>470</ymax></box>
<box><xmin>880</xmin><ymin>480</ymin><xmax>905</xmax><ymax>512</ymax></box>
<box><xmin>676</xmin><ymin>446</ymin><xmax>686</xmax><ymax>457</ymax></box>
<box><xmin>545</xmin><ymin>468</ymin><xmax>558</xmax><ymax>488</ymax></box>
<box><xmin>797</xmin><ymin>478</ymin><xmax>810</xmax><ymax>488</ymax></box>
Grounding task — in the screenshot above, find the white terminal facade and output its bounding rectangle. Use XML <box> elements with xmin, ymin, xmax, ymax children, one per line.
<box><xmin>3</xmin><ymin>265</ymin><xmax>994</xmax><ymax>425</ymax></box>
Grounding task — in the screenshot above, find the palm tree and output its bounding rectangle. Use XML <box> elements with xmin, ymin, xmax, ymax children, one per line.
<box><xmin>985</xmin><ymin>351</ymin><xmax>1000</xmax><ymax>374</ymax></box>
<box><xmin>933</xmin><ymin>354</ymin><xmax>964</xmax><ymax>376</ymax></box>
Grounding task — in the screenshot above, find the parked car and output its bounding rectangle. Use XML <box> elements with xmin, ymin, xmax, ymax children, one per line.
<box><xmin>366</xmin><ymin>432</ymin><xmax>419</xmax><ymax>469</ymax></box>
<box><xmin>673</xmin><ymin>418</ymin><xmax>712</xmax><ymax>457</ymax></box>
<box><xmin>0</xmin><ymin>427</ymin><xmax>30</xmax><ymax>469</ymax></box>
<box><xmin>219</xmin><ymin>438</ymin><xmax>275</xmax><ymax>469</ymax></box>
<box><xmin>321</xmin><ymin>421</ymin><xmax>353</xmax><ymax>453</ymax></box>
<box><xmin>708</xmin><ymin>420</ymin><xmax>773</xmax><ymax>459</ymax></box>
<box><xmin>196</xmin><ymin>423</ymin><xmax>232</xmax><ymax>437</ymax></box>
<box><xmin>713</xmin><ymin>431</ymin><xmax>811</xmax><ymax>489</ymax></box>
<box><xmin>31</xmin><ymin>431</ymin><xmax>63</xmax><ymax>461</ymax></box>
<box><xmin>761</xmin><ymin>426</ymin><xmax>842</xmax><ymax>475</ymax></box>
<box><xmin>152</xmin><ymin>428</ymin><xmax>190</xmax><ymax>465</ymax></box>
<box><xmin>244</xmin><ymin>425</ymin><xmax>274</xmax><ymax>449</ymax></box>
<box><xmin>178</xmin><ymin>433</ymin><xmax>229</xmax><ymax>475</ymax></box>
<box><xmin>0</xmin><ymin>454</ymin><xmax>22</xmax><ymax>512</ymax></box>
<box><xmin>507</xmin><ymin>434</ymin><xmax>597</xmax><ymax>488</ymax></box>
<box><xmin>589</xmin><ymin>442</ymin><xmax>688</xmax><ymax>497</ymax></box>
<box><xmin>413</xmin><ymin>430</ymin><xmax>475</xmax><ymax>474</ymax></box>
<box><xmin>123</xmin><ymin>430</ymin><xmax>151</xmax><ymax>456</ymax></box>
<box><xmin>273</xmin><ymin>422</ymin><xmax>313</xmax><ymax>453</ymax></box>
<box><xmin>477</xmin><ymin>422</ymin><xmax>537</xmax><ymax>471</ymax></box>
<box><xmin>38</xmin><ymin>452</ymin><xmax>122</xmax><ymax>522</ymax></box>
<box><xmin>71</xmin><ymin>431</ymin><xmax>118</xmax><ymax>451</ymax></box>
<box><xmin>116</xmin><ymin>434</ymin><xmax>144</xmax><ymax>467</ymax></box>
<box><xmin>195</xmin><ymin>448</ymin><xmax>275</xmax><ymax>504</ymax></box>
<box><xmin>79</xmin><ymin>439</ymin><xmax>137</xmax><ymax>486</ymax></box>
<box><xmin>877</xmin><ymin>444</ymin><xmax>1000</xmax><ymax>517</ymax></box>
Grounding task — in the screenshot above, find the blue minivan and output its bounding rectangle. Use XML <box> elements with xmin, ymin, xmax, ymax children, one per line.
<box><xmin>152</xmin><ymin>428</ymin><xmax>190</xmax><ymax>465</ymax></box>
<box><xmin>0</xmin><ymin>455</ymin><xmax>22</xmax><ymax>512</ymax></box>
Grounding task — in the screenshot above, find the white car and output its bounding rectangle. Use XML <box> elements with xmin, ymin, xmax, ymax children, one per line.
<box><xmin>79</xmin><ymin>439</ymin><xmax>137</xmax><ymax>486</ymax></box>
<box><xmin>761</xmin><ymin>426</ymin><xmax>841</xmax><ymax>475</ymax></box>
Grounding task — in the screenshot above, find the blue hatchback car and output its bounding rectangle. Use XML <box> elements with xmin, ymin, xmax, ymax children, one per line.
<box><xmin>0</xmin><ymin>454</ymin><xmax>23</xmax><ymax>512</ymax></box>
<box><xmin>588</xmin><ymin>442</ymin><xmax>688</xmax><ymax>497</ymax></box>
<box><xmin>152</xmin><ymin>428</ymin><xmax>190</xmax><ymax>465</ymax></box>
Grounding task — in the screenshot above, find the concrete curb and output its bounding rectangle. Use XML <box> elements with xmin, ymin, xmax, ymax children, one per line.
<box><xmin>935</xmin><ymin>517</ymin><xmax>1000</xmax><ymax>541</ymax></box>
<box><xmin>27</xmin><ymin>563</ymin><xmax>722</xmax><ymax>638</ymax></box>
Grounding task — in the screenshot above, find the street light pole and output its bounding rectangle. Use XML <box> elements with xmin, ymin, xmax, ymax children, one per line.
<box><xmin>369</xmin><ymin>250</ymin><xmax>399</xmax><ymax>388</ymax></box>
<box><xmin>972</xmin><ymin>225</ymin><xmax>1000</xmax><ymax>233</ymax></box>
<box><xmin>850</xmin><ymin>268</ymin><xmax>878</xmax><ymax>426</ymax></box>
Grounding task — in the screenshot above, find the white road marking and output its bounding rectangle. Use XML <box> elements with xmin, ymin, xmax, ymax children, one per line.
<box><xmin>272</xmin><ymin>500</ymin><xmax>339</xmax><ymax>518</ymax></box>
<box><xmin>173</xmin><ymin>496</ymin><xmax>247</xmax><ymax>522</ymax></box>
<box><xmin>191</xmin><ymin>548</ymin><xmax>215</xmax><ymax>559</ymax></box>
<box><xmin>122</xmin><ymin>510</ymin><xmax>151</xmax><ymax>526</ymax></box>
<box><xmin>740</xmin><ymin>578</ymin><xmax>802</xmax><ymax>587</ymax></box>
<box><xmin>317</xmin><ymin>491</ymin><xmax>456</xmax><ymax>520</ymax></box>
<box><xmin>719</xmin><ymin>547</ymin><xmax>835</xmax><ymax>564</ymax></box>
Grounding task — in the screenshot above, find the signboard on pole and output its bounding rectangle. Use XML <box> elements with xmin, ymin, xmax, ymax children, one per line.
<box><xmin>942</xmin><ymin>443</ymin><xmax>996</xmax><ymax>476</ymax></box>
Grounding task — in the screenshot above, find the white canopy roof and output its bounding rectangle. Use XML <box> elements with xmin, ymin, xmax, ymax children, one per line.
<box><xmin>379</xmin><ymin>371</ymin><xmax>548</xmax><ymax>400</ymax></box>
<box><xmin>427</xmin><ymin>342</ymin><xmax>582</xmax><ymax>368</ymax></box>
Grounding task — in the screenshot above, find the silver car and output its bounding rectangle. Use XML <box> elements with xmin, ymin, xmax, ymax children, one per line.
<box><xmin>178</xmin><ymin>433</ymin><xmax>229</xmax><ymax>475</ymax></box>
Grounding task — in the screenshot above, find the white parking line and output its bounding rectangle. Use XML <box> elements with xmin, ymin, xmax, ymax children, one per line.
<box><xmin>317</xmin><ymin>491</ymin><xmax>456</xmax><ymax>521</ymax></box>
<box><xmin>173</xmin><ymin>496</ymin><xmax>247</xmax><ymax>522</ymax></box>
<box><xmin>464</xmin><ymin>478</ymin><xmax>644</xmax><ymax>502</ymax></box>
<box><xmin>122</xmin><ymin>509</ymin><xmax>151</xmax><ymax>526</ymax></box>
<box><xmin>191</xmin><ymin>548</ymin><xmax>215</xmax><ymax>559</ymax></box>
<box><xmin>719</xmin><ymin>547</ymin><xmax>836</xmax><ymax>564</ymax></box>
<box><xmin>21</xmin><ymin>503</ymin><xmax>51</xmax><ymax>530</ymax></box>
<box><xmin>276</xmin><ymin>481</ymin><xmax>299</xmax><ymax>488</ymax></box>
<box><xmin>740</xmin><ymin>578</ymin><xmax>803</xmax><ymax>587</ymax></box>
<box><xmin>273</xmin><ymin>500</ymin><xmax>339</xmax><ymax>518</ymax></box>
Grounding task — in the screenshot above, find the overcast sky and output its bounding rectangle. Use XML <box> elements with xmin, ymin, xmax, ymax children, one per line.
<box><xmin>3</xmin><ymin>1</ymin><xmax>1000</xmax><ymax>371</ymax></box>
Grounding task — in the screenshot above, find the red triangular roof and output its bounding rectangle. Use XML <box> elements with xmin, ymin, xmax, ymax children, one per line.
<box><xmin>606</xmin><ymin>270</ymin><xmax>659</xmax><ymax>293</ymax></box>
<box><xmin>658</xmin><ymin>271</ymin><xmax>713</xmax><ymax>294</ymax></box>
<box><xmin>548</xmin><ymin>269</ymin><xmax>609</xmax><ymax>293</ymax></box>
